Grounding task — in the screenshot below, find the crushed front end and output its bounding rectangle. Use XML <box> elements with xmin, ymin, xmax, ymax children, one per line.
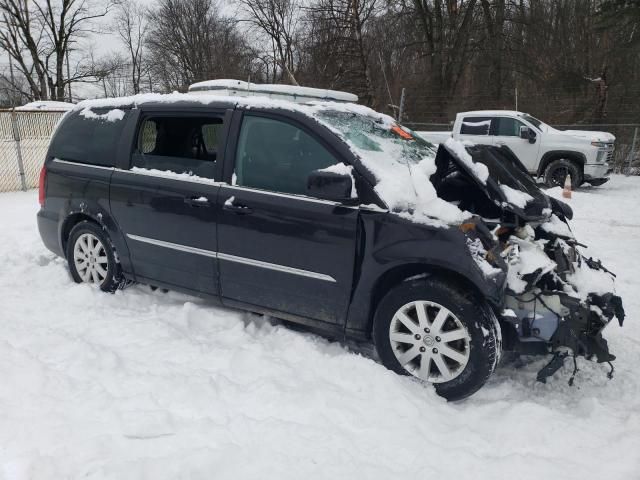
<box><xmin>498</xmin><ymin>212</ymin><xmax>625</xmax><ymax>383</ymax></box>
<box><xmin>434</xmin><ymin>143</ymin><xmax>627</xmax><ymax>384</ymax></box>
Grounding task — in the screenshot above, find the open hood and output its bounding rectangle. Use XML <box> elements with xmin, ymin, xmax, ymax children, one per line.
<box><xmin>438</xmin><ymin>142</ymin><xmax>555</xmax><ymax>222</ymax></box>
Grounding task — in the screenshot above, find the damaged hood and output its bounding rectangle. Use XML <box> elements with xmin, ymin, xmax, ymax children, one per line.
<box><xmin>440</xmin><ymin>142</ymin><xmax>554</xmax><ymax>222</ymax></box>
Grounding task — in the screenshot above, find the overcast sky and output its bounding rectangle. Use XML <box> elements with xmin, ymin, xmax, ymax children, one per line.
<box><xmin>2</xmin><ymin>0</ymin><xmax>239</xmax><ymax>102</ymax></box>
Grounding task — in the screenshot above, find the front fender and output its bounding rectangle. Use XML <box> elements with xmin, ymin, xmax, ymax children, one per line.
<box><xmin>345</xmin><ymin>212</ymin><xmax>507</xmax><ymax>338</ymax></box>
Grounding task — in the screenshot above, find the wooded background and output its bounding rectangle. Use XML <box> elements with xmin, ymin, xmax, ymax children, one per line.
<box><xmin>0</xmin><ymin>0</ymin><xmax>638</xmax><ymax>129</ymax></box>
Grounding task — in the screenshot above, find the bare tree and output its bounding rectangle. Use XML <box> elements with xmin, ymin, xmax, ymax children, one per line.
<box><xmin>0</xmin><ymin>0</ymin><xmax>116</xmax><ymax>101</ymax></box>
<box><xmin>302</xmin><ymin>0</ymin><xmax>379</xmax><ymax>105</ymax></box>
<box><xmin>147</xmin><ymin>0</ymin><xmax>257</xmax><ymax>91</ymax></box>
<box><xmin>114</xmin><ymin>0</ymin><xmax>148</xmax><ymax>94</ymax></box>
<box><xmin>238</xmin><ymin>0</ymin><xmax>301</xmax><ymax>85</ymax></box>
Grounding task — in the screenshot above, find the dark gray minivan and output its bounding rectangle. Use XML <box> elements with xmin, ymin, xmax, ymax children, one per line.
<box><xmin>37</xmin><ymin>92</ymin><xmax>625</xmax><ymax>400</ymax></box>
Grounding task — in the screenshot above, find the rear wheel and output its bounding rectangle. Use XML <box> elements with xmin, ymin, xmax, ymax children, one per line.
<box><xmin>67</xmin><ymin>221</ymin><xmax>121</xmax><ymax>292</ymax></box>
<box><xmin>544</xmin><ymin>159</ymin><xmax>583</xmax><ymax>188</ymax></box>
<box><xmin>373</xmin><ymin>278</ymin><xmax>501</xmax><ymax>401</ymax></box>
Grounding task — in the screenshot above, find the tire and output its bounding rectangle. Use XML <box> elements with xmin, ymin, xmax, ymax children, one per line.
<box><xmin>66</xmin><ymin>221</ymin><xmax>122</xmax><ymax>292</ymax></box>
<box><xmin>373</xmin><ymin>278</ymin><xmax>501</xmax><ymax>401</ymax></box>
<box><xmin>544</xmin><ymin>159</ymin><xmax>583</xmax><ymax>188</ymax></box>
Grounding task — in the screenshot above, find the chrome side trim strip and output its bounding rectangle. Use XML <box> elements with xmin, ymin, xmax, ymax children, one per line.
<box><xmin>126</xmin><ymin>234</ymin><xmax>217</xmax><ymax>258</ymax></box>
<box><xmin>116</xmin><ymin>168</ymin><xmax>224</xmax><ymax>186</ymax></box>
<box><xmin>126</xmin><ymin>233</ymin><xmax>336</xmax><ymax>282</ymax></box>
<box><xmin>224</xmin><ymin>184</ymin><xmax>346</xmax><ymax>207</ymax></box>
<box><xmin>52</xmin><ymin>158</ymin><xmax>115</xmax><ymax>171</ymax></box>
<box><xmin>217</xmin><ymin>252</ymin><xmax>336</xmax><ymax>282</ymax></box>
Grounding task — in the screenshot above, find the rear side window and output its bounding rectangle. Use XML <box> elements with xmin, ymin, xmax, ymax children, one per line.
<box><xmin>49</xmin><ymin>109</ymin><xmax>129</xmax><ymax>167</ymax></box>
<box><xmin>132</xmin><ymin>115</ymin><xmax>224</xmax><ymax>180</ymax></box>
<box><xmin>460</xmin><ymin>117</ymin><xmax>491</xmax><ymax>135</ymax></box>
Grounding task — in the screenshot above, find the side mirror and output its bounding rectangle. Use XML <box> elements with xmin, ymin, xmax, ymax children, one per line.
<box><xmin>520</xmin><ymin>126</ymin><xmax>537</xmax><ymax>144</ymax></box>
<box><xmin>307</xmin><ymin>169</ymin><xmax>354</xmax><ymax>202</ymax></box>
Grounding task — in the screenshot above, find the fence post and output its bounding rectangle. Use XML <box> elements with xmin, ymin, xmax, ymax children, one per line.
<box><xmin>398</xmin><ymin>88</ymin><xmax>406</xmax><ymax>123</ymax></box>
<box><xmin>627</xmin><ymin>127</ymin><xmax>638</xmax><ymax>175</ymax></box>
<box><xmin>10</xmin><ymin>109</ymin><xmax>27</xmax><ymax>191</ymax></box>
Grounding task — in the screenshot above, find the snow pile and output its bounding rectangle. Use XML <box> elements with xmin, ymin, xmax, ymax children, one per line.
<box><xmin>467</xmin><ymin>237</ymin><xmax>502</xmax><ymax>277</ymax></box>
<box><xmin>541</xmin><ymin>214</ymin><xmax>574</xmax><ymax>238</ymax></box>
<box><xmin>443</xmin><ymin>138</ymin><xmax>489</xmax><ymax>184</ymax></box>
<box><xmin>500</xmin><ymin>184</ymin><xmax>534</xmax><ymax>209</ymax></box>
<box><xmin>80</xmin><ymin>107</ymin><xmax>126</xmax><ymax>122</ymax></box>
<box><xmin>506</xmin><ymin>236</ymin><xmax>557</xmax><ymax>293</ymax></box>
<box><xmin>566</xmin><ymin>260</ymin><xmax>617</xmax><ymax>300</ymax></box>
<box><xmin>1</xmin><ymin>175</ymin><xmax>640</xmax><ymax>478</ymax></box>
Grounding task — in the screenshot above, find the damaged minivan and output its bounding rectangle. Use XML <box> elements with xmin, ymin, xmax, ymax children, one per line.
<box><xmin>37</xmin><ymin>87</ymin><xmax>626</xmax><ymax>400</ymax></box>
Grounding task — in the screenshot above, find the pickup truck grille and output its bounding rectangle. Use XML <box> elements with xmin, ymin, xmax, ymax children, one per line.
<box><xmin>606</xmin><ymin>149</ymin><xmax>614</xmax><ymax>162</ymax></box>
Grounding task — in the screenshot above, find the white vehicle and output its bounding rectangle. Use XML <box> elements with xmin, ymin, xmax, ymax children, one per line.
<box><xmin>419</xmin><ymin>110</ymin><xmax>615</xmax><ymax>187</ymax></box>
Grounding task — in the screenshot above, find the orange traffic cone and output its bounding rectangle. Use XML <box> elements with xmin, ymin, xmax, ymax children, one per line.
<box><xmin>562</xmin><ymin>174</ymin><xmax>572</xmax><ymax>199</ymax></box>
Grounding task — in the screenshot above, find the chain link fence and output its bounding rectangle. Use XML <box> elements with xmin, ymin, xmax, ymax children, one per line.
<box><xmin>406</xmin><ymin>121</ymin><xmax>640</xmax><ymax>174</ymax></box>
<box><xmin>0</xmin><ymin>110</ymin><xmax>67</xmax><ymax>193</ymax></box>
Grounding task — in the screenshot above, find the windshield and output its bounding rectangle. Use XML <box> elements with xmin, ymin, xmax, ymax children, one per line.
<box><xmin>520</xmin><ymin>114</ymin><xmax>548</xmax><ymax>132</ymax></box>
<box><xmin>312</xmin><ymin>109</ymin><xmax>469</xmax><ymax>226</ymax></box>
<box><xmin>315</xmin><ymin>110</ymin><xmax>437</xmax><ymax>165</ymax></box>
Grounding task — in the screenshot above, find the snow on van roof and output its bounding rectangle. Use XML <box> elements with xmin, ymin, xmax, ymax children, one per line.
<box><xmin>188</xmin><ymin>79</ymin><xmax>358</xmax><ymax>103</ymax></box>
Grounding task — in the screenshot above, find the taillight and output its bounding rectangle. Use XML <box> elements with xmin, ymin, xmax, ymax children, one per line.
<box><xmin>38</xmin><ymin>165</ymin><xmax>47</xmax><ymax>206</ymax></box>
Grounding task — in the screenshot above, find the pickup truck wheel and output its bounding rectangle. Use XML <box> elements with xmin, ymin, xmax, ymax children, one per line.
<box><xmin>373</xmin><ymin>278</ymin><xmax>500</xmax><ymax>401</ymax></box>
<box><xmin>66</xmin><ymin>221</ymin><xmax>121</xmax><ymax>292</ymax></box>
<box><xmin>544</xmin><ymin>159</ymin><xmax>583</xmax><ymax>188</ymax></box>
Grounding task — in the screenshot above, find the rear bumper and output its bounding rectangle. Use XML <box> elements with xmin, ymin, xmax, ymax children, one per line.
<box><xmin>37</xmin><ymin>209</ymin><xmax>64</xmax><ymax>257</ymax></box>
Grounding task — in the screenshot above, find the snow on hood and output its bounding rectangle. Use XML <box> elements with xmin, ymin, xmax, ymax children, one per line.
<box><xmin>500</xmin><ymin>185</ymin><xmax>533</xmax><ymax>209</ymax></box>
<box><xmin>541</xmin><ymin>214</ymin><xmax>574</xmax><ymax>239</ymax></box>
<box><xmin>443</xmin><ymin>138</ymin><xmax>489</xmax><ymax>183</ymax></box>
<box><xmin>548</xmin><ymin>127</ymin><xmax>615</xmax><ymax>143</ymax></box>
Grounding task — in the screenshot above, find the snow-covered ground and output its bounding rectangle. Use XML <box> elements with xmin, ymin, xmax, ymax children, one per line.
<box><xmin>1</xmin><ymin>176</ymin><xmax>639</xmax><ymax>479</ymax></box>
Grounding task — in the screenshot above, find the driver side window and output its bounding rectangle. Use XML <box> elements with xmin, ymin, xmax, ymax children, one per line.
<box><xmin>234</xmin><ymin>115</ymin><xmax>338</xmax><ymax>196</ymax></box>
<box><xmin>493</xmin><ymin>117</ymin><xmax>526</xmax><ymax>137</ymax></box>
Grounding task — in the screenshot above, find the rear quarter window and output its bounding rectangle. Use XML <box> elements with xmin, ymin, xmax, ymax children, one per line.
<box><xmin>48</xmin><ymin>108</ymin><xmax>129</xmax><ymax>167</ymax></box>
<box><xmin>460</xmin><ymin>117</ymin><xmax>492</xmax><ymax>135</ymax></box>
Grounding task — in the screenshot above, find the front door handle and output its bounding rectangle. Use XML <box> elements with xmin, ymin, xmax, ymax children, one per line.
<box><xmin>184</xmin><ymin>196</ymin><xmax>210</xmax><ymax>207</ymax></box>
<box><xmin>223</xmin><ymin>196</ymin><xmax>253</xmax><ymax>214</ymax></box>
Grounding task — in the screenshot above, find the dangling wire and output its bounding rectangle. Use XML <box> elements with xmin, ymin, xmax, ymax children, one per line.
<box><xmin>568</xmin><ymin>354</ymin><xmax>579</xmax><ymax>386</ymax></box>
<box><xmin>607</xmin><ymin>361</ymin><xmax>615</xmax><ymax>380</ymax></box>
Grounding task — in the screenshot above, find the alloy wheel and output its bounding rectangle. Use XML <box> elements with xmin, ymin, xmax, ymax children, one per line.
<box><xmin>73</xmin><ymin>233</ymin><xmax>109</xmax><ymax>284</ymax></box>
<box><xmin>550</xmin><ymin>166</ymin><xmax>569</xmax><ymax>187</ymax></box>
<box><xmin>389</xmin><ymin>300</ymin><xmax>471</xmax><ymax>383</ymax></box>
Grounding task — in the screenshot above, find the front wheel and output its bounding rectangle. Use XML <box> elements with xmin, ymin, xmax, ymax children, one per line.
<box><xmin>66</xmin><ymin>221</ymin><xmax>122</xmax><ymax>292</ymax></box>
<box><xmin>544</xmin><ymin>159</ymin><xmax>583</xmax><ymax>188</ymax></box>
<box><xmin>373</xmin><ymin>278</ymin><xmax>501</xmax><ymax>401</ymax></box>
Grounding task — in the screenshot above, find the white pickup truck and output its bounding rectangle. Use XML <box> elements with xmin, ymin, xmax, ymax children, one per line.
<box><xmin>418</xmin><ymin>110</ymin><xmax>615</xmax><ymax>187</ymax></box>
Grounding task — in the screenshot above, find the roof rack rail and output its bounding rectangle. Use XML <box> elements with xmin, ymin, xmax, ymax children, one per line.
<box><xmin>187</xmin><ymin>79</ymin><xmax>358</xmax><ymax>104</ymax></box>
